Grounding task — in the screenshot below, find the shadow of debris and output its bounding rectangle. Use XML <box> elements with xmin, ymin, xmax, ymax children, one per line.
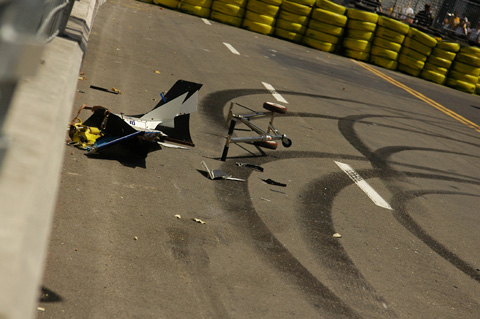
<box><xmin>40</xmin><ymin>286</ymin><xmax>62</xmax><ymax>303</ymax></box>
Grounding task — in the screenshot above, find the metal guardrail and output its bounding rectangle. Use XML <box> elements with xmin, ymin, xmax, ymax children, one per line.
<box><xmin>0</xmin><ymin>0</ymin><xmax>75</xmax><ymax>168</ymax></box>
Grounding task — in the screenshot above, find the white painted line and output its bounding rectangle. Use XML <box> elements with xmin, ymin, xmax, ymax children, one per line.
<box><xmin>334</xmin><ymin>161</ymin><xmax>392</xmax><ymax>210</ymax></box>
<box><xmin>223</xmin><ymin>42</ymin><xmax>240</xmax><ymax>55</ymax></box>
<box><xmin>261</xmin><ymin>82</ymin><xmax>288</xmax><ymax>104</ymax></box>
<box><xmin>202</xmin><ymin>18</ymin><xmax>211</xmax><ymax>25</ymax></box>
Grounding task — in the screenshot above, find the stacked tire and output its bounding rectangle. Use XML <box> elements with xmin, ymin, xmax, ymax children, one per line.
<box><xmin>421</xmin><ymin>41</ymin><xmax>458</xmax><ymax>85</ymax></box>
<box><xmin>178</xmin><ymin>0</ymin><xmax>212</xmax><ymax>17</ymax></box>
<box><xmin>446</xmin><ymin>46</ymin><xmax>480</xmax><ymax>94</ymax></box>
<box><xmin>210</xmin><ymin>0</ymin><xmax>247</xmax><ymax>27</ymax></box>
<box><xmin>343</xmin><ymin>8</ymin><xmax>377</xmax><ymax>62</ymax></box>
<box><xmin>398</xmin><ymin>27</ymin><xmax>436</xmax><ymax>77</ymax></box>
<box><xmin>302</xmin><ymin>0</ymin><xmax>347</xmax><ymax>53</ymax></box>
<box><xmin>153</xmin><ymin>0</ymin><xmax>179</xmax><ymax>9</ymax></box>
<box><xmin>242</xmin><ymin>0</ymin><xmax>282</xmax><ymax>35</ymax></box>
<box><xmin>370</xmin><ymin>16</ymin><xmax>408</xmax><ymax>71</ymax></box>
<box><xmin>274</xmin><ymin>0</ymin><xmax>315</xmax><ymax>43</ymax></box>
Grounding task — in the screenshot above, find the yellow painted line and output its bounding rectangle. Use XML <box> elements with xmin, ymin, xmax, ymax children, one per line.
<box><xmin>352</xmin><ymin>59</ymin><xmax>480</xmax><ymax>134</ymax></box>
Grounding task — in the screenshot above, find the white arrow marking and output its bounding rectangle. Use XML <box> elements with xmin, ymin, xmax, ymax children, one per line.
<box><xmin>261</xmin><ymin>82</ymin><xmax>288</xmax><ymax>104</ymax></box>
<box><xmin>335</xmin><ymin>161</ymin><xmax>392</xmax><ymax>210</ymax></box>
<box><xmin>223</xmin><ymin>42</ymin><xmax>240</xmax><ymax>55</ymax></box>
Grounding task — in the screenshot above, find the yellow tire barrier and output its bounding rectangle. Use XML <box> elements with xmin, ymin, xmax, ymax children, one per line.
<box><xmin>278</xmin><ymin>10</ymin><xmax>309</xmax><ymax>25</ymax></box>
<box><xmin>346</xmin><ymin>8</ymin><xmax>378</xmax><ymax>23</ymax></box>
<box><xmin>347</xmin><ymin>19</ymin><xmax>376</xmax><ymax>32</ymax></box>
<box><xmin>446</xmin><ymin>78</ymin><xmax>476</xmax><ymax>93</ymax></box>
<box><xmin>378</xmin><ymin>16</ymin><xmax>409</xmax><ymax>34</ymax></box>
<box><xmin>290</xmin><ymin>0</ymin><xmax>316</xmax><ymax>5</ymax></box>
<box><xmin>153</xmin><ymin>0</ymin><xmax>179</xmax><ymax>9</ymax></box>
<box><xmin>398</xmin><ymin>54</ymin><xmax>425</xmax><ymax>70</ymax></box>
<box><xmin>400</xmin><ymin>47</ymin><xmax>427</xmax><ymax>62</ymax></box>
<box><xmin>403</xmin><ymin>37</ymin><xmax>432</xmax><ymax>56</ymax></box>
<box><xmin>370</xmin><ymin>55</ymin><xmax>398</xmax><ymax>70</ymax></box>
<box><xmin>302</xmin><ymin>36</ymin><xmax>336</xmax><ymax>52</ymax></box>
<box><xmin>183</xmin><ymin>0</ymin><xmax>212</xmax><ymax>6</ymax></box>
<box><xmin>455</xmin><ymin>53</ymin><xmax>480</xmax><ymax>67</ymax></box>
<box><xmin>346</xmin><ymin>29</ymin><xmax>374</xmax><ymax>41</ymax></box>
<box><xmin>305</xmin><ymin>28</ymin><xmax>340</xmax><ymax>44</ymax></box>
<box><xmin>420</xmin><ymin>69</ymin><xmax>446</xmax><ymax>84</ymax></box>
<box><xmin>423</xmin><ymin>62</ymin><xmax>448</xmax><ymax>75</ymax></box>
<box><xmin>245</xmin><ymin>10</ymin><xmax>276</xmax><ymax>25</ymax></box>
<box><xmin>371</xmin><ymin>45</ymin><xmax>398</xmax><ymax>60</ymax></box>
<box><xmin>459</xmin><ymin>46</ymin><xmax>480</xmax><ymax>56</ymax></box>
<box><xmin>436</xmin><ymin>41</ymin><xmax>460</xmax><ymax>52</ymax></box>
<box><xmin>476</xmin><ymin>83</ymin><xmax>480</xmax><ymax>95</ymax></box>
<box><xmin>211</xmin><ymin>2</ymin><xmax>244</xmax><ymax>17</ymax></box>
<box><xmin>275</xmin><ymin>28</ymin><xmax>304</xmax><ymax>42</ymax></box>
<box><xmin>308</xmin><ymin>19</ymin><xmax>344</xmax><ymax>36</ymax></box>
<box><xmin>431</xmin><ymin>48</ymin><xmax>456</xmax><ymax>61</ymax></box>
<box><xmin>427</xmin><ymin>55</ymin><xmax>452</xmax><ymax>68</ymax></box>
<box><xmin>210</xmin><ymin>10</ymin><xmax>243</xmax><ymax>26</ymax></box>
<box><xmin>342</xmin><ymin>37</ymin><xmax>370</xmax><ymax>51</ymax></box>
<box><xmin>215</xmin><ymin>0</ymin><xmax>247</xmax><ymax>6</ymax></box>
<box><xmin>276</xmin><ymin>19</ymin><xmax>306</xmax><ymax>33</ymax></box>
<box><xmin>246</xmin><ymin>0</ymin><xmax>280</xmax><ymax>16</ymax></box>
<box><xmin>372</xmin><ymin>36</ymin><xmax>402</xmax><ymax>52</ymax></box>
<box><xmin>281</xmin><ymin>1</ymin><xmax>312</xmax><ymax>16</ymax></box>
<box><xmin>261</xmin><ymin>0</ymin><xmax>283</xmax><ymax>5</ymax></box>
<box><xmin>311</xmin><ymin>8</ymin><xmax>347</xmax><ymax>27</ymax></box>
<box><xmin>407</xmin><ymin>27</ymin><xmax>437</xmax><ymax>47</ymax></box>
<box><xmin>452</xmin><ymin>61</ymin><xmax>480</xmax><ymax>76</ymax></box>
<box><xmin>398</xmin><ymin>63</ymin><xmax>422</xmax><ymax>76</ymax></box>
<box><xmin>178</xmin><ymin>2</ymin><xmax>210</xmax><ymax>17</ymax></box>
<box><xmin>376</xmin><ymin>26</ymin><xmax>405</xmax><ymax>43</ymax></box>
<box><xmin>316</xmin><ymin>0</ymin><xmax>346</xmax><ymax>15</ymax></box>
<box><xmin>344</xmin><ymin>49</ymin><xmax>369</xmax><ymax>61</ymax></box>
<box><xmin>242</xmin><ymin>19</ymin><xmax>275</xmax><ymax>34</ymax></box>
<box><xmin>448</xmin><ymin>70</ymin><xmax>479</xmax><ymax>84</ymax></box>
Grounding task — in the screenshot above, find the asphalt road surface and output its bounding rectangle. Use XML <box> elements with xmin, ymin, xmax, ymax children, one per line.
<box><xmin>38</xmin><ymin>0</ymin><xmax>480</xmax><ymax>318</ymax></box>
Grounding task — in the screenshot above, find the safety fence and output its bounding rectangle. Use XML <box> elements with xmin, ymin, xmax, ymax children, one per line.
<box><xmin>139</xmin><ymin>0</ymin><xmax>480</xmax><ymax>96</ymax></box>
<box><xmin>0</xmin><ymin>0</ymin><xmax>75</xmax><ymax>168</ymax></box>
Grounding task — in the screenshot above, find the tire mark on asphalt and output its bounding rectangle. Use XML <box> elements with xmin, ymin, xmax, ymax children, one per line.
<box><xmin>200</xmin><ymin>89</ymin><xmax>480</xmax><ymax>317</ymax></box>
<box><xmin>338</xmin><ymin>114</ymin><xmax>480</xmax><ymax>282</ymax></box>
<box><xmin>200</xmin><ymin>89</ymin><xmax>397</xmax><ymax>317</ymax></box>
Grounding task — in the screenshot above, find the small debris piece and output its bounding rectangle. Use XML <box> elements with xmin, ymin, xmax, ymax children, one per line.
<box><xmin>333</xmin><ymin>233</ymin><xmax>342</xmax><ymax>238</ymax></box>
<box><xmin>134</xmin><ymin>236</ymin><xmax>138</xmax><ymax>240</ymax></box>
<box><xmin>261</xmin><ymin>178</ymin><xmax>286</xmax><ymax>187</ymax></box>
<box><xmin>192</xmin><ymin>218</ymin><xmax>206</xmax><ymax>224</ymax></box>
<box><xmin>201</xmin><ymin>161</ymin><xmax>245</xmax><ymax>182</ymax></box>
<box><xmin>269</xmin><ymin>188</ymin><xmax>285</xmax><ymax>194</ymax></box>
<box><xmin>111</xmin><ymin>87</ymin><xmax>122</xmax><ymax>94</ymax></box>
<box><xmin>236</xmin><ymin>162</ymin><xmax>264</xmax><ymax>172</ymax></box>
<box><xmin>78</xmin><ymin>76</ymin><xmax>87</xmax><ymax>80</ymax></box>
<box><xmin>260</xmin><ymin>198</ymin><xmax>271</xmax><ymax>202</ymax></box>
<box><xmin>37</xmin><ymin>307</ymin><xmax>45</xmax><ymax>312</ymax></box>
<box><xmin>154</xmin><ymin>70</ymin><xmax>161</xmax><ymax>74</ymax></box>
<box><xmin>174</xmin><ymin>214</ymin><xmax>181</xmax><ymax>219</ymax></box>
<box><xmin>158</xmin><ymin>141</ymin><xmax>190</xmax><ymax>149</ymax></box>
<box><xmin>90</xmin><ymin>85</ymin><xmax>120</xmax><ymax>94</ymax></box>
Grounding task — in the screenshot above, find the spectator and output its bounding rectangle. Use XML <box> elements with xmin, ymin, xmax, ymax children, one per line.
<box><xmin>404</xmin><ymin>2</ymin><xmax>414</xmax><ymax>23</ymax></box>
<box><xmin>448</xmin><ymin>11</ymin><xmax>460</xmax><ymax>30</ymax></box>
<box><xmin>468</xmin><ymin>22</ymin><xmax>480</xmax><ymax>43</ymax></box>
<box><xmin>454</xmin><ymin>18</ymin><xmax>468</xmax><ymax>37</ymax></box>
<box><xmin>414</xmin><ymin>3</ymin><xmax>433</xmax><ymax>27</ymax></box>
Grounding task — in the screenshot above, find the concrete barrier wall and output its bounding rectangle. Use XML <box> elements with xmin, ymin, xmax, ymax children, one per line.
<box><xmin>0</xmin><ymin>1</ymin><xmax>104</xmax><ymax>318</ymax></box>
